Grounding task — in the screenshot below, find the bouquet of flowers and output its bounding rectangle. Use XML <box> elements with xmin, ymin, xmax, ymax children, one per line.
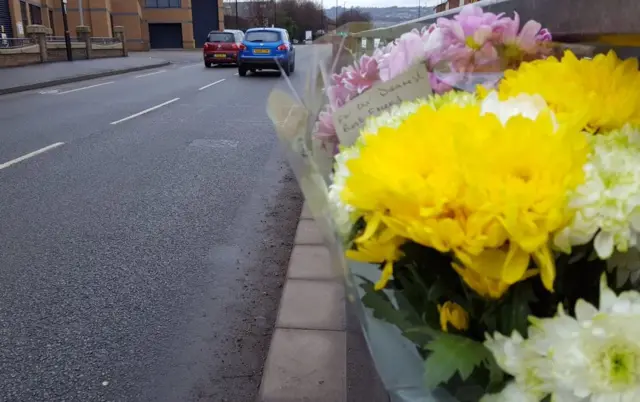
<box><xmin>268</xmin><ymin>3</ymin><xmax>640</xmax><ymax>402</ymax></box>
<box><xmin>315</xmin><ymin>4</ymin><xmax>553</xmax><ymax>153</ymax></box>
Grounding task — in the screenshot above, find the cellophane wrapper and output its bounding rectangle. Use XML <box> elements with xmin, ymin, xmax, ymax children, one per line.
<box><xmin>266</xmin><ymin>6</ymin><xmax>618</xmax><ymax>401</ymax></box>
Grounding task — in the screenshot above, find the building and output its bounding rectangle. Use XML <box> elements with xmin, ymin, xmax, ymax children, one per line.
<box><xmin>434</xmin><ymin>0</ymin><xmax>480</xmax><ymax>13</ymax></box>
<box><xmin>0</xmin><ymin>0</ymin><xmax>225</xmax><ymax>51</ymax></box>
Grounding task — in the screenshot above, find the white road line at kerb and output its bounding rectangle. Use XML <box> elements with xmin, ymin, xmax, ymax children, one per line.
<box><xmin>135</xmin><ymin>70</ymin><xmax>166</xmax><ymax>78</ymax></box>
<box><xmin>198</xmin><ymin>79</ymin><xmax>226</xmax><ymax>91</ymax></box>
<box><xmin>57</xmin><ymin>81</ymin><xmax>114</xmax><ymax>95</ymax></box>
<box><xmin>179</xmin><ymin>63</ymin><xmax>201</xmax><ymax>69</ymax></box>
<box><xmin>110</xmin><ymin>98</ymin><xmax>180</xmax><ymax>125</ymax></box>
<box><xmin>0</xmin><ymin>142</ymin><xmax>65</xmax><ymax>171</ymax></box>
<box><xmin>233</xmin><ymin>72</ymin><xmax>239</xmax><ymax>76</ymax></box>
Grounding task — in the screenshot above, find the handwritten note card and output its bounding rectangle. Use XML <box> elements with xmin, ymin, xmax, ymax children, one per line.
<box><xmin>332</xmin><ymin>62</ymin><xmax>432</xmax><ymax>146</ymax></box>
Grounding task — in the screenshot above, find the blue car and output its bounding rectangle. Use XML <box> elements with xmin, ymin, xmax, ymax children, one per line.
<box><xmin>237</xmin><ymin>27</ymin><xmax>296</xmax><ymax>76</ymax></box>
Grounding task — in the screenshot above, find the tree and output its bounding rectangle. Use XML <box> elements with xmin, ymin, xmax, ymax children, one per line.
<box><xmin>336</xmin><ymin>8</ymin><xmax>372</xmax><ymax>27</ymax></box>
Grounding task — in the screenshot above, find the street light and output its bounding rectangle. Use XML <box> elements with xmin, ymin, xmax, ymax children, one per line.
<box><xmin>78</xmin><ymin>0</ymin><xmax>84</xmax><ymax>26</ymax></box>
<box><xmin>235</xmin><ymin>0</ymin><xmax>239</xmax><ymax>28</ymax></box>
<box><xmin>60</xmin><ymin>0</ymin><xmax>72</xmax><ymax>61</ymax></box>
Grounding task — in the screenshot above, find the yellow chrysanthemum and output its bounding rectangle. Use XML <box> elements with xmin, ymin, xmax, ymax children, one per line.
<box><xmin>438</xmin><ymin>301</ymin><xmax>469</xmax><ymax>332</ymax></box>
<box><xmin>488</xmin><ymin>50</ymin><xmax>640</xmax><ymax>133</ymax></box>
<box><xmin>342</xmin><ymin>98</ymin><xmax>588</xmax><ymax>298</ymax></box>
<box><xmin>345</xmin><ymin>217</ymin><xmax>405</xmax><ymax>290</ymax></box>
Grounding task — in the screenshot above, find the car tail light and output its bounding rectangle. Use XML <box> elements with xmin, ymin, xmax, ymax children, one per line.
<box><xmin>204</xmin><ymin>42</ymin><xmax>214</xmax><ymax>50</ymax></box>
<box><xmin>239</xmin><ymin>44</ymin><xmax>246</xmax><ymax>51</ymax></box>
<box><xmin>277</xmin><ymin>44</ymin><xmax>288</xmax><ymax>51</ymax></box>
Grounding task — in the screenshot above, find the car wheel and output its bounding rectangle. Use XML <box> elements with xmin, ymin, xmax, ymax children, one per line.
<box><xmin>238</xmin><ymin>67</ymin><xmax>247</xmax><ymax>77</ymax></box>
<box><xmin>290</xmin><ymin>62</ymin><xmax>295</xmax><ymax>73</ymax></box>
<box><xmin>205</xmin><ymin>62</ymin><xmax>212</xmax><ymax>68</ymax></box>
<box><xmin>283</xmin><ymin>61</ymin><xmax>291</xmax><ymax>76</ymax></box>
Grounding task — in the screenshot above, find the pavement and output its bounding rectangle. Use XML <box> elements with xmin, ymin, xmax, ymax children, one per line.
<box><xmin>0</xmin><ymin>48</ymin><xmax>386</xmax><ymax>401</ymax></box>
<box><xmin>0</xmin><ymin>53</ymin><xmax>171</xmax><ymax>95</ymax></box>
<box><xmin>258</xmin><ymin>207</ymin><xmax>388</xmax><ymax>402</ymax></box>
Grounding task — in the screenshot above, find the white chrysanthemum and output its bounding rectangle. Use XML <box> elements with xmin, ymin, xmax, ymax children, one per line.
<box><xmin>481</xmin><ymin>91</ymin><xmax>551</xmax><ymax>125</ymax></box>
<box><xmin>479</xmin><ymin>381</ymin><xmax>540</xmax><ymax>402</ymax></box>
<box><xmin>328</xmin><ymin>146</ymin><xmax>360</xmax><ymax>236</ymax></box>
<box><xmin>554</xmin><ymin>125</ymin><xmax>640</xmax><ymax>260</ymax></box>
<box><xmin>483</xmin><ymin>275</ymin><xmax>640</xmax><ymax>402</ymax></box>
<box><xmin>484</xmin><ymin>331</ymin><xmax>548</xmax><ymax>399</ymax></box>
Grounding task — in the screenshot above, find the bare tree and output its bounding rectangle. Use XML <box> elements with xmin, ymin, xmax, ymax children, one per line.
<box><xmin>336</xmin><ymin>8</ymin><xmax>372</xmax><ymax>27</ymax></box>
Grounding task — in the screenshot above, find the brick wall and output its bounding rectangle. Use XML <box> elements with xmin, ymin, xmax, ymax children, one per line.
<box><xmin>7</xmin><ymin>0</ymin><xmax>226</xmax><ymax>50</ymax></box>
<box><xmin>92</xmin><ymin>48</ymin><xmax>123</xmax><ymax>58</ymax></box>
<box><xmin>47</xmin><ymin>46</ymin><xmax>88</xmax><ymax>61</ymax></box>
<box><xmin>144</xmin><ymin>2</ymin><xmax>194</xmax><ymax>49</ymax></box>
<box><xmin>0</xmin><ymin>51</ymin><xmax>40</xmax><ymax>67</ymax></box>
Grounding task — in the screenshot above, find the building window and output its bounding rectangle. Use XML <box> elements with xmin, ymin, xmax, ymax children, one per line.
<box><xmin>29</xmin><ymin>5</ymin><xmax>42</xmax><ymax>25</ymax></box>
<box><xmin>49</xmin><ymin>10</ymin><xmax>55</xmax><ymax>35</ymax></box>
<box><xmin>20</xmin><ymin>1</ymin><xmax>29</xmax><ymax>29</ymax></box>
<box><xmin>145</xmin><ymin>0</ymin><xmax>181</xmax><ymax>8</ymax></box>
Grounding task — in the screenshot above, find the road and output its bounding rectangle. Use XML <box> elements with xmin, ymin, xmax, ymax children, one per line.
<box><xmin>0</xmin><ymin>49</ymin><xmax>314</xmax><ymax>401</ymax></box>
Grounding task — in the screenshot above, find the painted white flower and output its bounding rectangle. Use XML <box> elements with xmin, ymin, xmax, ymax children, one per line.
<box><xmin>480</xmin><ymin>91</ymin><xmax>551</xmax><ymax>126</ymax></box>
<box><xmin>554</xmin><ymin>125</ymin><xmax>640</xmax><ymax>260</ymax></box>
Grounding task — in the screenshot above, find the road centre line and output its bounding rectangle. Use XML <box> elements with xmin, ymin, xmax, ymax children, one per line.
<box><xmin>0</xmin><ymin>142</ymin><xmax>65</xmax><ymax>171</ymax></box>
<box><xmin>57</xmin><ymin>81</ymin><xmax>114</xmax><ymax>95</ymax></box>
<box><xmin>135</xmin><ymin>70</ymin><xmax>166</xmax><ymax>78</ymax></box>
<box><xmin>110</xmin><ymin>98</ymin><xmax>180</xmax><ymax>125</ymax></box>
<box><xmin>198</xmin><ymin>79</ymin><xmax>226</xmax><ymax>91</ymax></box>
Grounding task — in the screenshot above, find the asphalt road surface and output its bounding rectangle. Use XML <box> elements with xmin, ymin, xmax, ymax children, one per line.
<box><xmin>0</xmin><ymin>48</ymin><xmax>320</xmax><ymax>401</ymax></box>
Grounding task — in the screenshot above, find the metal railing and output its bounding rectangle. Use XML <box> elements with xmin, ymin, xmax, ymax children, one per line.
<box><xmin>90</xmin><ymin>37</ymin><xmax>121</xmax><ymax>45</ymax></box>
<box><xmin>0</xmin><ymin>37</ymin><xmax>36</xmax><ymax>49</ymax></box>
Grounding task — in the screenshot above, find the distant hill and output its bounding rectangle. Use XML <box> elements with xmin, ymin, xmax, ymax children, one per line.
<box><xmin>325</xmin><ymin>6</ymin><xmax>434</xmax><ymax>25</ymax></box>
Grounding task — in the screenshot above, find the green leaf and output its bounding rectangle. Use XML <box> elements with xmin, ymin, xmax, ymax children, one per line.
<box><xmin>497</xmin><ymin>282</ymin><xmax>536</xmax><ymax>336</ymax></box>
<box><xmin>423</xmin><ymin>332</ymin><xmax>491</xmax><ymax>390</ymax></box>
<box><xmin>484</xmin><ymin>353</ymin><xmax>505</xmax><ymax>392</ymax></box>
<box><xmin>360</xmin><ymin>281</ymin><xmax>412</xmax><ymax>331</ymax></box>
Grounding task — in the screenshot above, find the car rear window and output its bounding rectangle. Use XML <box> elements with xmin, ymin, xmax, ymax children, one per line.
<box><xmin>207</xmin><ymin>32</ymin><xmax>234</xmax><ymax>42</ymax></box>
<box><xmin>245</xmin><ymin>31</ymin><xmax>280</xmax><ymax>43</ymax></box>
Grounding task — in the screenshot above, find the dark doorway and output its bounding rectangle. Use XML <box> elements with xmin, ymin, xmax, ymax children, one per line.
<box><xmin>148</xmin><ymin>23</ymin><xmax>183</xmax><ymax>49</ymax></box>
<box><xmin>0</xmin><ymin>0</ymin><xmax>13</xmax><ymax>38</ymax></box>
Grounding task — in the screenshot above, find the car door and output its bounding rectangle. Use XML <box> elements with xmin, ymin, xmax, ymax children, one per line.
<box><xmin>283</xmin><ymin>31</ymin><xmax>294</xmax><ymax>60</ymax></box>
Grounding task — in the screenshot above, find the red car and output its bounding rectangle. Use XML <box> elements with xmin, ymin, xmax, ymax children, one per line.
<box><xmin>203</xmin><ymin>30</ymin><xmax>245</xmax><ymax>68</ymax></box>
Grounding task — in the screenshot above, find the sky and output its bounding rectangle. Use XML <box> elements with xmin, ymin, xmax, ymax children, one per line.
<box><xmin>326</xmin><ymin>0</ymin><xmax>442</xmax><ymax>8</ymax></box>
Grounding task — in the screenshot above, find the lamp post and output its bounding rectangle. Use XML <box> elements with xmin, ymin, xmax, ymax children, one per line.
<box><xmin>235</xmin><ymin>0</ymin><xmax>239</xmax><ymax>28</ymax></box>
<box><xmin>273</xmin><ymin>0</ymin><xmax>276</xmax><ymax>26</ymax></box>
<box><xmin>60</xmin><ymin>0</ymin><xmax>72</xmax><ymax>61</ymax></box>
<box><xmin>418</xmin><ymin>0</ymin><xmax>421</xmax><ymax>17</ymax></box>
<box><xmin>78</xmin><ymin>0</ymin><xmax>84</xmax><ymax>25</ymax></box>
